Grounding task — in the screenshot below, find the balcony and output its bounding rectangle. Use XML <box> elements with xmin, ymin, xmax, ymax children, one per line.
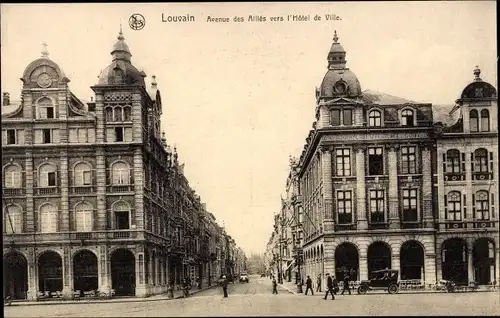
<box><xmin>334</xmin><ymin>223</ymin><xmax>357</xmax><ymax>231</ymax></box>
<box><xmin>473</xmin><ymin>171</ymin><xmax>493</xmax><ymax>181</ymax></box>
<box><xmin>444</xmin><ymin>172</ymin><xmax>465</xmax><ymax>182</ymax></box>
<box><xmin>3</xmin><ymin>188</ymin><xmax>25</xmax><ymax>197</ymax></box>
<box><xmin>3</xmin><ymin>229</ymin><xmax>145</xmax><ymax>245</ymax></box>
<box><xmin>35</xmin><ymin>187</ymin><xmax>59</xmax><ymax>195</ymax></box>
<box><xmin>436</xmin><ymin>220</ymin><xmax>498</xmax><ymax>231</ymax></box>
<box><xmin>106</xmin><ymin>185</ymin><xmax>134</xmax><ymax>193</ymax></box>
<box><xmin>70</xmin><ymin>186</ymin><xmax>95</xmax><ymax>195</ymax></box>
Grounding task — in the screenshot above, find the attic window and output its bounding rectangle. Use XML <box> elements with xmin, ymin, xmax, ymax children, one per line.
<box><xmin>38</xmin><ymin>98</ymin><xmax>55</xmax><ymax>119</ymax></box>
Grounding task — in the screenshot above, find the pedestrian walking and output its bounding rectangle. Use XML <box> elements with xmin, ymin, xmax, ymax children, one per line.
<box><xmin>305</xmin><ymin>275</ymin><xmax>314</xmax><ymax>295</ymax></box>
<box><xmin>272</xmin><ymin>277</ymin><xmax>278</xmax><ymax>294</ymax></box>
<box><xmin>221</xmin><ymin>275</ymin><xmax>229</xmax><ymax>298</ymax></box>
<box><xmin>181</xmin><ymin>278</ymin><xmax>190</xmax><ymax>298</ymax></box>
<box><xmin>341</xmin><ymin>272</ymin><xmax>351</xmax><ymax>295</ymax></box>
<box><xmin>167</xmin><ymin>279</ymin><xmax>175</xmax><ymax>299</ymax></box>
<box><xmin>316</xmin><ymin>274</ymin><xmax>322</xmax><ymax>292</ymax></box>
<box><xmin>324</xmin><ymin>273</ymin><xmax>335</xmax><ymax>300</ymax></box>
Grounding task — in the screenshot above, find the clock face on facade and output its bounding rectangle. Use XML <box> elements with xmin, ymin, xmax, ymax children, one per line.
<box><xmin>334</xmin><ymin>81</ymin><xmax>347</xmax><ymax>94</ymax></box>
<box><xmin>37</xmin><ymin>73</ymin><xmax>52</xmax><ymax>88</ymax></box>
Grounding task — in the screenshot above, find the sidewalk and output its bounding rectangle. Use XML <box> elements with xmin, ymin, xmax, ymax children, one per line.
<box><xmin>279</xmin><ymin>281</ymin><xmax>499</xmax><ymax>296</ymax></box>
<box><xmin>7</xmin><ymin>285</ymin><xmax>217</xmax><ymax>307</ymax></box>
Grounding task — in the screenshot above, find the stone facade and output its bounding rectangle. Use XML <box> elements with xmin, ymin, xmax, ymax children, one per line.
<box><xmin>2</xmin><ymin>31</ymin><xmax>245</xmax><ymax>301</ymax></box>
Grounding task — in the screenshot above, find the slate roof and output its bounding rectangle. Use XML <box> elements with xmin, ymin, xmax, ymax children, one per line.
<box><xmin>361</xmin><ymin>89</ymin><xmax>419</xmax><ymax>105</ymax></box>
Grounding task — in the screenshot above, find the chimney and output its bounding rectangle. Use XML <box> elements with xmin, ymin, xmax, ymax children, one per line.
<box><xmin>3</xmin><ymin>92</ymin><xmax>10</xmax><ymax>106</ymax></box>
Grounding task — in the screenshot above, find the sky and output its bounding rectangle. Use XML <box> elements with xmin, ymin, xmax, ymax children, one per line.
<box><xmin>0</xmin><ymin>2</ymin><xmax>497</xmax><ymax>255</ymax></box>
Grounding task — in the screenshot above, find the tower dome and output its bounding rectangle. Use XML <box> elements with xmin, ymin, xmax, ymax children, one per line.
<box><xmin>318</xmin><ymin>31</ymin><xmax>362</xmax><ymax>99</ymax></box>
<box><xmin>97</xmin><ymin>27</ymin><xmax>145</xmax><ymax>86</ymax></box>
<box><xmin>458</xmin><ymin>66</ymin><xmax>497</xmax><ymax>101</ymax></box>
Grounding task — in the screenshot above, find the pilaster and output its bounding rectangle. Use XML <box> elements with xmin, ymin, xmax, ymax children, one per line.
<box><xmin>424</xmin><ymin>254</ymin><xmax>437</xmax><ymax>285</ymax></box>
<box><xmin>27</xmin><ymin>247</ymin><xmax>38</xmax><ymax>300</ymax></box>
<box><xmin>25</xmin><ymin>151</ymin><xmax>35</xmax><ymax>232</ymax></box>
<box><xmin>421</xmin><ymin>144</ymin><xmax>433</xmax><ymax>227</ymax></box>
<box><xmin>465</xmin><ymin>145</ymin><xmax>473</xmax><ymax>220</ymax></box>
<box><xmin>96</xmin><ymin>148</ymin><xmax>107</xmax><ymax>230</ymax></box>
<box><xmin>359</xmin><ymin>256</ymin><xmax>368</xmax><ymax>280</ymax></box>
<box><xmin>60</xmin><ymin>150</ymin><xmax>69</xmax><ymax>231</ymax></box>
<box><xmin>355</xmin><ymin>145</ymin><xmax>367</xmax><ymax>230</ymax></box>
<box><xmin>467</xmin><ymin>246</ymin><xmax>474</xmax><ymax>283</ymax></box>
<box><xmin>98</xmin><ymin>245</ymin><xmax>111</xmax><ymax>293</ymax></box>
<box><xmin>136</xmin><ymin>246</ymin><xmax>147</xmax><ymax>297</ymax></box>
<box><xmin>62</xmin><ymin>247</ymin><xmax>73</xmax><ymax>299</ymax></box>
<box><xmin>388</xmin><ymin>145</ymin><xmax>400</xmax><ymax>229</ymax></box>
<box><xmin>133</xmin><ymin>148</ymin><xmax>144</xmax><ymax>228</ymax></box>
<box><xmin>320</xmin><ymin>146</ymin><xmax>334</xmax><ymax>231</ymax></box>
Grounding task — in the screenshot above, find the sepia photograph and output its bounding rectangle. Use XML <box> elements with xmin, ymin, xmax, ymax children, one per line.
<box><xmin>1</xmin><ymin>1</ymin><xmax>498</xmax><ymax>316</ymax></box>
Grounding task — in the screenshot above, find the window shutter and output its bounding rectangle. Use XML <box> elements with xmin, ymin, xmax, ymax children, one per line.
<box><xmin>35</xmin><ymin>130</ymin><xmax>43</xmax><ymax>144</ymax></box>
<box><xmin>489</xmin><ymin>152</ymin><xmax>494</xmax><ymax>172</ymax></box>
<box><xmin>106</xmin><ymin>128</ymin><xmax>114</xmax><ymax>143</ymax></box>
<box><xmin>124</xmin><ymin>127</ymin><xmax>133</xmax><ymax>142</ymax></box>
<box><xmin>87</xmin><ymin>129</ymin><xmax>96</xmax><ymax>143</ymax></box>
<box><xmin>442</xmin><ymin>153</ymin><xmax>447</xmax><ymax>173</ymax></box>
<box><xmin>470</xmin><ymin>153</ymin><xmax>474</xmax><ymax>172</ymax></box>
<box><xmin>52</xmin><ymin>129</ymin><xmax>60</xmax><ymax>143</ymax></box>
<box><xmin>17</xmin><ymin>130</ymin><xmax>25</xmax><ymax>145</ymax></box>
<box><xmin>461</xmin><ymin>153</ymin><xmax>465</xmax><ymax>172</ymax></box>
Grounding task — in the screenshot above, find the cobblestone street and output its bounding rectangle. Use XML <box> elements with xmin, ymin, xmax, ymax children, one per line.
<box><xmin>5</xmin><ymin>277</ymin><xmax>499</xmax><ymax>317</ymax></box>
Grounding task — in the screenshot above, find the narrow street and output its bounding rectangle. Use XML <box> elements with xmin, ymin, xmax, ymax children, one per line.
<box><xmin>5</xmin><ymin>276</ymin><xmax>499</xmax><ymax>317</ymax></box>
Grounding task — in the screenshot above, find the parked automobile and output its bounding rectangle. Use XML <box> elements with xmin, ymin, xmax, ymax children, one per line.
<box><xmin>239</xmin><ymin>273</ymin><xmax>249</xmax><ymax>283</ymax></box>
<box><xmin>357</xmin><ymin>269</ymin><xmax>399</xmax><ymax>295</ymax></box>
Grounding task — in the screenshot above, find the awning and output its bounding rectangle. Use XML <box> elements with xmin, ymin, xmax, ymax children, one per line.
<box><xmin>282</xmin><ymin>260</ymin><xmax>295</xmax><ymax>272</ymax></box>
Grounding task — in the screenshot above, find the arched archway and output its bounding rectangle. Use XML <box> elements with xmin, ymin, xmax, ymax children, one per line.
<box><xmin>3</xmin><ymin>252</ymin><xmax>28</xmax><ymax>299</ymax></box>
<box><xmin>73</xmin><ymin>250</ymin><xmax>98</xmax><ymax>295</ymax></box>
<box><xmin>400</xmin><ymin>241</ymin><xmax>425</xmax><ymax>280</ymax></box>
<box><xmin>368</xmin><ymin>242</ymin><xmax>391</xmax><ymax>279</ymax></box>
<box><xmin>441</xmin><ymin>238</ymin><xmax>468</xmax><ymax>285</ymax></box>
<box><xmin>111</xmin><ymin>249</ymin><xmax>136</xmax><ymax>296</ymax></box>
<box><xmin>38</xmin><ymin>251</ymin><xmax>63</xmax><ymax>293</ymax></box>
<box><xmin>473</xmin><ymin>238</ymin><xmax>496</xmax><ymax>285</ymax></box>
<box><xmin>335</xmin><ymin>243</ymin><xmax>359</xmax><ymax>280</ymax></box>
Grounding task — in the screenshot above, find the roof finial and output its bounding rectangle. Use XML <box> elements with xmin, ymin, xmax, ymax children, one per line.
<box><xmin>118</xmin><ymin>24</ymin><xmax>124</xmax><ymax>40</ymax></box>
<box><xmin>41</xmin><ymin>42</ymin><xmax>49</xmax><ymax>58</ymax></box>
<box><xmin>473</xmin><ymin>65</ymin><xmax>481</xmax><ymax>81</ymax></box>
<box><xmin>333</xmin><ymin>30</ymin><xmax>339</xmax><ymax>43</ymax></box>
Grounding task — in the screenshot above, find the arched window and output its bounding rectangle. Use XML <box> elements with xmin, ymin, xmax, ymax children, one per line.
<box><xmin>368</xmin><ymin>110</ymin><xmax>382</xmax><ymax>127</ymax></box>
<box><xmin>446</xmin><ymin>191</ymin><xmax>462</xmax><ymax>221</ymax></box>
<box><xmin>470</xmin><ymin>110</ymin><xmax>479</xmax><ymax>132</ymax></box>
<box><xmin>37</xmin><ymin>97</ymin><xmax>55</xmax><ymax>119</ymax></box>
<box><xmin>38</xmin><ymin>163</ymin><xmax>57</xmax><ymax>187</ymax></box>
<box><xmin>111</xmin><ymin>162</ymin><xmax>130</xmax><ymax>184</ymax></box>
<box><xmin>105</xmin><ymin>107</ymin><xmax>113</xmax><ymax>122</ymax></box>
<box><xmin>401</xmin><ymin>109</ymin><xmax>414</xmax><ymax>127</ymax></box>
<box><xmin>4</xmin><ymin>205</ymin><xmax>22</xmax><ymax>234</ymax></box>
<box><xmin>480</xmin><ymin>109</ymin><xmax>490</xmax><ymax>132</ymax></box>
<box><xmin>40</xmin><ymin>203</ymin><xmax>57</xmax><ymax>233</ymax></box>
<box><xmin>75</xmin><ymin>202</ymin><xmax>93</xmax><ymax>232</ymax></box>
<box><xmin>446</xmin><ymin>149</ymin><xmax>461</xmax><ymax>173</ymax></box>
<box><xmin>4</xmin><ymin>165</ymin><xmax>22</xmax><ymax>188</ymax></box>
<box><xmin>73</xmin><ymin>162</ymin><xmax>92</xmax><ymax>186</ymax></box>
<box><xmin>113</xmin><ymin>201</ymin><xmax>130</xmax><ymax>230</ymax></box>
<box><xmin>475</xmin><ymin>191</ymin><xmax>489</xmax><ymax>220</ymax></box>
<box><xmin>474</xmin><ymin>148</ymin><xmax>488</xmax><ymax>172</ymax></box>
<box><xmin>123</xmin><ymin>106</ymin><xmax>132</xmax><ymax>121</ymax></box>
<box><xmin>113</xmin><ymin>106</ymin><xmax>123</xmax><ymax>122</ymax></box>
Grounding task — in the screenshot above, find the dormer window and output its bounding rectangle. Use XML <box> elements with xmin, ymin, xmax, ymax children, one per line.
<box><xmin>470</xmin><ymin>110</ymin><xmax>479</xmax><ymax>132</ymax></box>
<box><xmin>330</xmin><ymin>107</ymin><xmax>353</xmax><ymax>126</ymax></box>
<box><xmin>480</xmin><ymin>109</ymin><xmax>490</xmax><ymax>132</ymax></box>
<box><xmin>368</xmin><ymin>110</ymin><xmax>382</xmax><ymax>127</ymax></box>
<box><xmin>401</xmin><ymin>109</ymin><xmax>414</xmax><ymax>127</ymax></box>
<box><xmin>37</xmin><ymin>97</ymin><xmax>55</xmax><ymax>119</ymax></box>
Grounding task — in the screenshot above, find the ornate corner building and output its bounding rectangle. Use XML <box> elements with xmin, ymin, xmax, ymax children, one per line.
<box><xmin>2</xmin><ymin>30</ymin><xmax>246</xmax><ymax>301</ymax></box>
<box><xmin>289</xmin><ymin>31</ymin><xmax>498</xmax><ymax>287</ymax></box>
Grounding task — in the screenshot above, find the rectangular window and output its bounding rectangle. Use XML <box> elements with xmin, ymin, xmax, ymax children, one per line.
<box><xmin>337</xmin><ymin>191</ymin><xmax>352</xmax><ymax>224</ymax></box>
<box><xmin>47</xmin><ymin>172</ymin><xmax>56</xmax><ymax>186</ymax></box>
<box><xmin>336</xmin><ymin>148</ymin><xmax>351</xmax><ymax>176</ymax></box>
<box><xmin>401</xmin><ymin>146</ymin><xmax>417</xmax><ymax>174</ymax></box>
<box><xmin>370</xmin><ymin>189</ymin><xmax>385</xmax><ymax>223</ymax></box>
<box><xmin>124</xmin><ymin>127</ymin><xmax>133</xmax><ymax>142</ymax></box>
<box><xmin>7</xmin><ymin>129</ymin><xmax>16</xmax><ymax>145</ymax></box>
<box><xmin>69</xmin><ymin>129</ymin><xmax>78</xmax><ymax>143</ymax></box>
<box><xmin>87</xmin><ymin>129</ymin><xmax>96</xmax><ymax>143</ymax></box>
<box><xmin>46</xmin><ymin>107</ymin><xmax>54</xmax><ymax>119</ymax></box>
<box><xmin>78</xmin><ymin>129</ymin><xmax>88</xmax><ymax>143</ymax></box>
<box><xmin>83</xmin><ymin>171</ymin><xmax>92</xmax><ymax>185</ymax></box>
<box><xmin>331</xmin><ymin>109</ymin><xmax>341</xmax><ymax>126</ymax></box>
<box><xmin>402</xmin><ymin>189</ymin><xmax>418</xmax><ymax>222</ymax></box>
<box><xmin>115</xmin><ymin>212</ymin><xmax>130</xmax><ymax>230</ymax></box>
<box><xmin>43</xmin><ymin>129</ymin><xmax>51</xmax><ymax>143</ymax></box>
<box><xmin>368</xmin><ymin>147</ymin><xmax>384</xmax><ymax>175</ymax></box>
<box><xmin>343</xmin><ymin>109</ymin><xmax>353</xmax><ymax>126</ymax></box>
<box><xmin>115</xmin><ymin>127</ymin><xmax>124</xmax><ymax>142</ymax></box>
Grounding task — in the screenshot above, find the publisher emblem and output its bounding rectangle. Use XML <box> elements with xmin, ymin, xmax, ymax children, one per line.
<box><xmin>129</xmin><ymin>14</ymin><xmax>145</xmax><ymax>31</ymax></box>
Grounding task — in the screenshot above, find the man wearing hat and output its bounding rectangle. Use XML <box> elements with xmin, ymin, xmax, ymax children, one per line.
<box><xmin>221</xmin><ymin>275</ymin><xmax>229</xmax><ymax>298</ymax></box>
<box><xmin>324</xmin><ymin>273</ymin><xmax>335</xmax><ymax>300</ymax></box>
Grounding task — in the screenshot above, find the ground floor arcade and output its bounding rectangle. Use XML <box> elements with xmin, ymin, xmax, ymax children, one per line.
<box><xmin>302</xmin><ymin>232</ymin><xmax>499</xmax><ymax>288</ymax></box>
<box><xmin>2</xmin><ymin>244</ymin><xmax>215</xmax><ymax>301</ymax></box>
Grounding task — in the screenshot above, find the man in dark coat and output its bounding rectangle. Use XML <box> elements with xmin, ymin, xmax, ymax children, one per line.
<box><xmin>305</xmin><ymin>275</ymin><xmax>314</xmax><ymax>295</ymax></box>
<box><xmin>341</xmin><ymin>272</ymin><xmax>351</xmax><ymax>295</ymax></box>
<box><xmin>324</xmin><ymin>273</ymin><xmax>335</xmax><ymax>300</ymax></box>
<box><xmin>221</xmin><ymin>275</ymin><xmax>228</xmax><ymax>298</ymax></box>
<box><xmin>272</xmin><ymin>277</ymin><xmax>278</xmax><ymax>294</ymax></box>
<box><xmin>316</xmin><ymin>274</ymin><xmax>322</xmax><ymax>292</ymax></box>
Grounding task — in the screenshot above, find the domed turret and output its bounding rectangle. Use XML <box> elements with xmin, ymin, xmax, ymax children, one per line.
<box><xmin>97</xmin><ymin>26</ymin><xmax>145</xmax><ymax>87</ymax></box>
<box><xmin>318</xmin><ymin>31</ymin><xmax>362</xmax><ymax>100</ymax></box>
<box><xmin>21</xmin><ymin>42</ymin><xmax>70</xmax><ymax>89</ymax></box>
<box><xmin>458</xmin><ymin>66</ymin><xmax>497</xmax><ymax>101</ymax></box>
